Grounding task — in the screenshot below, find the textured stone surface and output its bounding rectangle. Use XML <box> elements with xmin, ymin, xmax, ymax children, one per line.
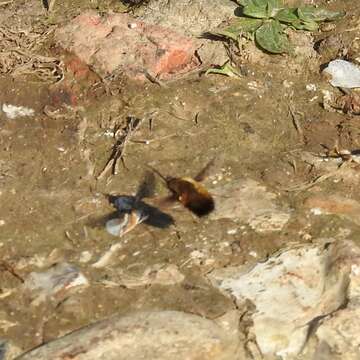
<box><xmin>17</xmin><ymin>311</ymin><xmax>242</xmax><ymax>360</ymax></box>
<box><xmin>55</xmin><ymin>11</ymin><xmax>200</xmax><ymax>81</ymax></box>
<box><xmin>304</xmin><ymin>194</ymin><xmax>360</xmax><ymax>225</ymax></box>
<box><xmin>211</xmin><ymin>178</ymin><xmax>291</xmax><ymax>232</ymax></box>
<box><xmin>209</xmin><ymin>240</ymin><xmax>358</xmax><ymax>358</ymax></box>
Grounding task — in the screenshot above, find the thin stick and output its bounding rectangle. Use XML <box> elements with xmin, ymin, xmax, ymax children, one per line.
<box><xmin>194</xmin><ymin>158</ymin><xmax>215</xmax><ymax>182</ymax></box>
<box><xmin>143</xmin><ymin>70</ymin><xmax>166</xmax><ymax>87</ymax></box>
<box><xmin>0</xmin><ymin>261</ymin><xmax>24</xmax><ymax>283</ymax></box>
<box><xmin>147</xmin><ymin>165</ymin><xmax>168</xmax><ymax>183</ymax></box>
<box><xmin>284</xmin><ymin>162</ymin><xmax>350</xmax><ymax>192</ymax></box>
<box><xmin>130</xmin><ymin>133</ymin><xmax>177</xmax><ymax>145</ymax></box>
<box><xmin>97</xmin><ymin>116</ymin><xmax>144</xmax><ymax>179</ymax></box>
<box><xmin>289</xmin><ymin>105</ymin><xmax>304</xmax><ymax>143</ymax></box>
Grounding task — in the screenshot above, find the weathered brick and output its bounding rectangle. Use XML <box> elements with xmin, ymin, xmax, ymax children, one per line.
<box><xmin>55</xmin><ymin>10</ymin><xmax>200</xmax><ymax>81</ymax></box>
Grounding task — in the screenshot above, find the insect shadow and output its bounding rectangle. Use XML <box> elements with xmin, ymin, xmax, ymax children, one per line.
<box><xmin>96</xmin><ymin>172</ymin><xmax>174</xmax><ymax>236</ymax></box>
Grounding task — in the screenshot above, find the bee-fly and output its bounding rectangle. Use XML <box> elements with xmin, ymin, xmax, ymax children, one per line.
<box><xmin>103</xmin><ymin>171</ymin><xmax>174</xmax><ymax>237</ymax></box>
<box><xmin>149</xmin><ymin>159</ymin><xmax>215</xmax><ymax>217</ymax></box>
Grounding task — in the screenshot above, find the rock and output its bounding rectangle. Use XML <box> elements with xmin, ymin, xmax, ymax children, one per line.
<box><xmin>314</xmin><ymin>241</ymin><xmax>360</xmax><ymax>360</ymax></box>
<box><xmin>208</xmin><ymin>240</ymin><xmax>358</xmax><ymax>358</ymax></box>
<box><xmin>133</xmin><ymin>0</ymin><xmax>237</xmax><ymax>65</ymax></box>
<box><xmin>323</xmin><ymin>60</ymin><xmax>360</xmax><ymax>89</ymax></box>
<box><xmin>1</xmin><ymin>104</ymin><xmax>34</xmax><ymax>120</ymax></box>
<box><xmin>55</xmin><ymin>10</ymin><xmax>200</xmax><ymax>81</ymax></box>
<box><xmin>316</xmin><ymin>33</ymin><xmax>347</xmax><ymax>63</ymax></box>
<box><xmin>300</xmin><ymin>152</ymin><xmax>360</xmax><ymax>184</ymax></box>
<box><xmin>112</xmin><ymin>264</ymin><xmax>185</xmax><ymax>288</ymax></box>
<box><xmin>0</xmin><ymin>339</ymin><xmax>22</xmax><ymax>360</ymax></box>
<box><xmin>316</xmin><ymin>302</ymin><xmax>360</xmax><ymax>360</ymax></box>
<box><xmin>211</xmin><ymin>178</ymin><xmax>291</xmax><ymax>232</ymax></box>
<box><xmin>79</xmin><ymin>251</ymin><xmax>92</xmax><ymax>264</ymax></box>
<box><xmin>23</xmin><ymin>262</ymin><xmax>89</xmax><ymax>305</ymax></box>
<box><xmin>92</xmin><ymin>243</ymin><xmax>123</xmax><ymax>269</ymax></box>
<box><xmin>16</xmin><ymin>311</ymin><xmax>242</xmax><ymax>360</ymax></box>
<box><xmin>304</xmin><ymin>194</ymin><xmax>360</xmax><ymax>225</ymax></box>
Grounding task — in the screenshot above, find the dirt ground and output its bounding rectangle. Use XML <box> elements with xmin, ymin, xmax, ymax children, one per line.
<box><xmin>1</xmin><ymin>0</ymin><xmax>360</xmax><ymax>358</ymax></box>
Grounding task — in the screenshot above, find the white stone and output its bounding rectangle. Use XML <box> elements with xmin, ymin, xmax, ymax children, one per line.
<box><xmin>209</xmin><ymin>241</ymin><xmax>356</xmax><ymax>358</ymax></box>
<box><xmin>2</xmin><ymin>104</ymin><xmax>34</xmax><ymax>119</ymax></box>
<box><xmin>323</xmin><ymin>60</ymin><xmax>360</xmax><ymax>88</ymax></box>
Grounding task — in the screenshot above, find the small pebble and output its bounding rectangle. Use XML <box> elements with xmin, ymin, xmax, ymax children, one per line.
<box><xmin>190</xmin><ymin>250</ymin><xmax>205</xmax><ymax>259</ymax></box>
<box><xmin>204</xmin><ymin>258</ymin><xmax>215</xmax><ymax>266</ymax></box>
<box><xmin>306</xmin><ymin>84</ymin><xmax>317</xmax><ymax>91</ymax></box>
<box><xmin>351</xmin><ymin>264</ymin><xmax>360</xmax><ymax>276</ymax></box>
<box><xmin>283</xmin><ymin>80</ymin><xmax>293</xmax><ymax>88</ymax></box>
<box><xmin>227</xmin><ymin>228</ymin><xmax>238</xmax><ymax>235</ymax></box>
<box><xmin>311</xmin><ymin>208</ymin><xmax>323</xmax><ymax>215</ymax></box>
<box><xmin>79</xmin><ymin>251</ymin><xmax>92</xmax><ymax>263</ymax></box>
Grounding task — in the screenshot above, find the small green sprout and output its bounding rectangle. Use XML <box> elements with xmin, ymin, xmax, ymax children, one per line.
<box><xmin>205</xmin><ymin>61</ymin><xmax>242</xmax><ymax>78</ymax></box>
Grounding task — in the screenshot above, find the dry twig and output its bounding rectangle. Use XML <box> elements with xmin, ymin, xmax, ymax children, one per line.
<box><xmin>97</xmin><ymin>116</ymin><xmax>145</xmax><ymax>179</ymax></box>
<box><xmin>284</xmin><ymin>162</ymin><xmax>350</xmax><ymax>192</ymax></box>
<box><xmin>0</xmin><ymin>261</ymin><xmax>24</xmax><ymax>283</ymax></box>
<box><xmin>0</xmin><ymin>24</ymin><xmax>63</xmax><ymax>82</ymax></box>
<box><xmin>288</xmin><ymin>104</ymin><xmax>304</xmax><ymax>143</ymax></box>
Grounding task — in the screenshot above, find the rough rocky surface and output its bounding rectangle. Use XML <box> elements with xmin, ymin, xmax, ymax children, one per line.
<box><xmin>55</xmin><ymin>10</ymin><xmax>200</xmax><ymax>80</ymax></box>
<box><xmin>16</xmin><ymin>311</ymin><xmax>242</xmax><ymax>360</ymax></box>
<box><xmin>211</xmin><ymin>178</ymin><xmax>291</xmax><ymax>232</ymax></box>
<box><xmin>209</xmin><ymin>240</ymin><xmax>360</xmax><ymax>358</ymax></box>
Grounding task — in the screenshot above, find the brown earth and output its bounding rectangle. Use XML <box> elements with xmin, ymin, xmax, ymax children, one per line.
<box><xmin>1</xmin><ymin>0</ymin><xmax>360</xmax><ymax>358</ymax></box>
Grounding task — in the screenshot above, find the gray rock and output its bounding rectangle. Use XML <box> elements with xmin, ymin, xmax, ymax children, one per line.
<box><xmin>208</xmin><ymin>240</ymin><xmax>358</xmax><ymax>358</ymax></box>
<box><xmin>16</xmin><ymin>311</ymin><xmax>242</xmax><ymax>360</ymax></box>
<box><xmin>211</xmin><ymin>178</ymin><xmax>291</xmax><ymax>232</ymax></box>
<box><xmin>23</xmin><ymin>262</ymin><xmax>89</xmax><ymax>305</ymax></box>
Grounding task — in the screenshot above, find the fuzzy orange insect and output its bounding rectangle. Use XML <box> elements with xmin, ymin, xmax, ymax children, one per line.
<box><xmin>149</xmin><ymin>159</ymin><xmax>215</xmax><ymax>217</ymax></box>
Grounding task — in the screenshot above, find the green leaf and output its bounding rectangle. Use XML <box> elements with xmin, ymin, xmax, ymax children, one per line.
<box><xmin>243</xmin><ymin>0</ymin><xmax>268</xmax><ymax>19</ymax></box>
<box><xmin>250</xmin><ymin>0</ymin><xmax>268</xmax><ymax>6</ymax></box>
<box><xmin>228</xmin><ymin>18</ymin><xmax>264</xmax><ymax>33</ymax></box>
<box><xmin>205</xmin><ymin>61</ymin><xmax>242</xmax><ymax>78</ymax></box>
<box><xmin>255</xmin><ymin>20</ymin><xmax>291</xmax><ymax>53</ymax></box>
<box><xmin>211</xmin><ymin>18</ymin><xmax>263</xmax><ymax>41</ymax></box>
<box><xmin>266</xmin><ymin>0</ymin><xmax>284</xmax><ymax>18</ymax></box>
<box><xmin>291</xmin><ymin>19</ymin><xmax>319</xmax><ymax>31</ymax></box>
<box><xmin>236</xmin><ymin>0</ymin><xmax>251</xmax><ymax>5</ymax></box>
<box><xmin>241</xmin><ymin>0</ymin><xmax>285</xmax><ymax>18</ymax></box>
<box><xmin>275</xmin><ymin>8</ymin><xmax>298</xmax><ymax>23</ymax></box>
<box><xmin>211</xmin><ymin>29</ymin><xmax>239</xmax><ymax>41</ymax></box>
<box><xmin>297</xmin><ymin>6</ymin><xmax>345</xmax><ymax>22</ymax></box>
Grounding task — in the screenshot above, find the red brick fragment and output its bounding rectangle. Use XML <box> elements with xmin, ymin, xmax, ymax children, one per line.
<box><xmin>55</xmin><ymin>10</ymin><xmax>200</xmax><ymax>81</ymax></box>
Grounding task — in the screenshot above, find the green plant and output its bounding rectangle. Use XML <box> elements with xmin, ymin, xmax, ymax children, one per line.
<box><xmin>211</xmin><ymin>0</ymin><xmax>344</xmax><ymax>54</ymax></box>
<box><xmin>205</xmin><ymin>60</ymin><xmax>242</xmax><ymax>78</ymax></box>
